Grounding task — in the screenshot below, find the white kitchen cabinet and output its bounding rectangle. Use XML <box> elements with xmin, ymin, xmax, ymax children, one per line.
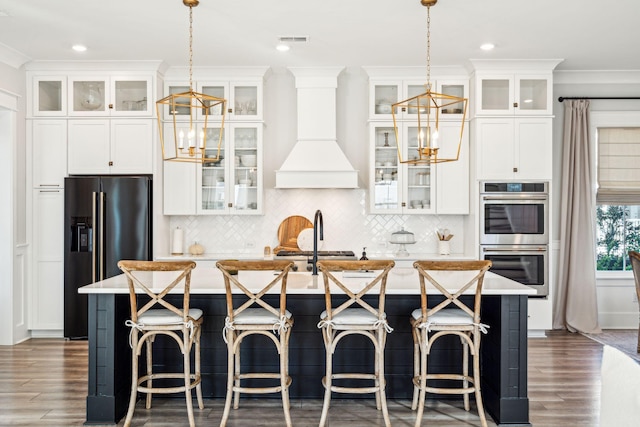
<box><xmin>369</xmin><ymin>122</ymin><xmax>435</xmax><ymax>214</ymax></box>
<box><xmin>163</xmin><ymin>123</ymin><xmax>263</xmax><ymax>215</ymax></box>
<box><xmin>31</xmin><ymin>76</ymin><xmax>67</xmax><ymax>116</ymax></box>
<box><xmin>68</xmin><ymin>75</ymin><xmax>153</xmax><ymax>116</ymax></box>
<box><xmin>475</xmin><ymin>117</ymin><xmax>552</xmax><ymax>180</ymax></box>
<box><xmin>67</xmin><ymin>119</ymin><xmax>153</xmax><ymax>175</ymax></box>
<box><xmin>163</xmin><ymin>79</ymin><xmax>263</xmax><ymax>122</ymax></box>
<box><xmin>472</xmin><ymin>72</ymin><xmax>553</xmax><ymax>116</ymax></box>
<box><xmin>31</xmin><ymin>120</ymin><xmax>67</xmax><ymax>188</ymax></box>
<box><xmin>31</xmin><ymin>188</ymin><xmax>64</xmax><ymax>330</ymax></box>
<box><xmin>368</xmin><ymin>77</ymin><xmax>468</xmax><ymax>120</ymax></box>
<box><xmin>435</xmin><ymin>121</ymin><xmax>470</xmax><ymax>214</ymax></box>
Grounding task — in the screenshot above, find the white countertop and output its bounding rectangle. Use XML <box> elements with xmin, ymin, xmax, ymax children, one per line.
<box><xmin>155</xmin><ymin>253</ymin><xmax>476</xmax><ymax>262</ymax></box>
<box><xmin>79</xmin><ymin>268</ymin><xmax>535</xmax><ymax>296</ymax></box>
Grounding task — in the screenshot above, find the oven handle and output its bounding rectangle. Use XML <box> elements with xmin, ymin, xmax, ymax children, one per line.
<box><xmin>481</xmin><ymin>195</ymin><xmax>548</xmax><ymax>201</ymax></box>
<box><xmin>483</xmin><ymin>246</ymin><xmax>547</xmax><ymax>252</ymax></box>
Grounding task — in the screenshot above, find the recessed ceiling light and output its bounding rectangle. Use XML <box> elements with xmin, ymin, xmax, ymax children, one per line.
<box><xmin>480</xmin><ymin>43</ymin><xmax>495</xmax><ymax>51</ymax></box>
<box><xmin>276</xmin><ymin>43</ymin><xmax>290</xmax><ymax>52</ymax></box>
<box><xmin>72</xmin><ymin>44</ymin><xmax>87</xmax><ymax>52</ymax></box>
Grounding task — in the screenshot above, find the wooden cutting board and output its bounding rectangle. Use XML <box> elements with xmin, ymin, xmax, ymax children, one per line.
<box><xmin>273</xmin><ymin>215</ymin><xmax>313</xmax><ymax>253</ymax></box>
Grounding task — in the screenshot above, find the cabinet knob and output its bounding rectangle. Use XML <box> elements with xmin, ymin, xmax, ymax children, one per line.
<box><xmin>109</xmin><ymin>103</ymin><xmax>114</xmax><ymax>109</ymax></box>
<box><xmin>401</xmin><ymin>202</ymin><xmax>406</xmax><ymax>207</ymax></box>
<box><xmin>513</xmin><ymin>167</ymin><xmax>518</xmax><ymax>172</ymax></box>
<box><xmin>228</xmin><ymin>108</ymin><xmax>233</xmax><ymax>114</ymax></box>
<box><xmin>228</xmin><ymin>202</ymin><xmax>233</xmax><ymax>208</ymax></box>
<box><xmin>109</xmin><ymin>161</ymin><xmax>114</xmax><ymax>166</ymax></box>
<box><xmin>513</xmin><ymin>102</ymin><xmax>518</xmax><ymax>108</ymax></box>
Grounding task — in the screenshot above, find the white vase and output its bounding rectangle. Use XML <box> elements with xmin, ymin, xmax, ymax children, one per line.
<box><xmin>438</xmin><ymin>240</ymin><xmax>451</xmax><ymax>255</ymax></box>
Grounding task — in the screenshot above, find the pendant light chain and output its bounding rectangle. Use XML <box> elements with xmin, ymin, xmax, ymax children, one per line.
<box><xmin>188</xmin><ymin>5</ymin><xmax>194</xmax><ymax>91</ymax></box>
<box><xmin>426</xmin><ymin>5</ymin><xmax>431</xmax><ymax>91</ymax></box>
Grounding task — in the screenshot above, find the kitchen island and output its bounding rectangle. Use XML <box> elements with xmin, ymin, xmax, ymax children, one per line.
<box><xmin>79</xmin><ymin>267</ymin><xmax>534</xmax><ymax>426</ymax></box>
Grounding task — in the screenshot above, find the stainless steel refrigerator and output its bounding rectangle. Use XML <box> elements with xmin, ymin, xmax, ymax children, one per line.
<box><xmin>64</xmin><ymin>176</ymin><xmax>152</xmax><ymax>339</ymax></box>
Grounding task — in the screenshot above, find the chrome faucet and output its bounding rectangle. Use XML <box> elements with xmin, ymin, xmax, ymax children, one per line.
<box><xmin>312</xmin><ymin>209</ymin><xmax>324</xmax><ymax>275</ymax></box>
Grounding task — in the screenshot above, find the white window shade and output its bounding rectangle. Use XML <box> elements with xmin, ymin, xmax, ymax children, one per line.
<box><xmin>597</xmin><ymin>127</ymin><xmax>640</xmax><ymax>204</ymax></box>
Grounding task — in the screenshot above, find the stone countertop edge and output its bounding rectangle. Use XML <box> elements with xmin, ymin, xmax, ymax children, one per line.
<box><xmin>79</xmin><ymin>269</ymin><xmax>536</xmax><ymax>296</ymax></box>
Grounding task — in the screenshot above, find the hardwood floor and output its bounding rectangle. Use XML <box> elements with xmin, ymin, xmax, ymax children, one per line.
<box><xmin>0</xmin><ymin>331</ymin><xmax>604</xmax><ymax>426</ymax></box>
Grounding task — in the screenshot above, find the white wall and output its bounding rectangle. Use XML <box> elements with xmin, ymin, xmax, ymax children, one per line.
<box><xmin>553</xmin><ymin>72</ymin><xmax>640</xmax><ymax>328</ymax></box>
<box><xmin>167</xmin><ymin>67</ymin><xmax>470</xmax><ymax>258</ymax></box>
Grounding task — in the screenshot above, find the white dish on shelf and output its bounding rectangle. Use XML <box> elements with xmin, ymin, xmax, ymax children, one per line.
<box><xmin>297</xmin><ymin>228</ymin><xmax>324</xmax><ymax>251</ymax></box>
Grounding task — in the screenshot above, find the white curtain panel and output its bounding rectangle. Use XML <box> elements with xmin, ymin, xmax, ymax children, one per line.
<box><xmin>553</xmin><ymin>100</ymin><xmax>601</xmax><ymax>333</ymax></box>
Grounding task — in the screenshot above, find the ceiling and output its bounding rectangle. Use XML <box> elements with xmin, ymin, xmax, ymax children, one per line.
<box><xmin>1</xmin><ymin>0</ymin><xmax>639</xmax><ymax>72</ymax></box>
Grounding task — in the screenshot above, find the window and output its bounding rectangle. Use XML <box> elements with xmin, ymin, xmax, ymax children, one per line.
<box><xmin>596</xmin><ymin>205</ymin><xmax>640</xmax><ymax>271</ymax></box>
<box><xmin>594</xmin><ymin>118</ymin><xmax>640</xmax><ymax>271</ymax></box>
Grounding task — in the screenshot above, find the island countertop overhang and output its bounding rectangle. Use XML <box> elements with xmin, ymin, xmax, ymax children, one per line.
<box><xmin>78</xmin><ymin>268</ymin><xmax>536</xmax><ymax>296</ymax></box>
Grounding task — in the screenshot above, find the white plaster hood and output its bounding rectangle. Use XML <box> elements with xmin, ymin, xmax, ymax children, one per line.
<box><xmin>275</xmin><ymin>67</ymin><xmax>358</xmax><ymax>189</ymax></box>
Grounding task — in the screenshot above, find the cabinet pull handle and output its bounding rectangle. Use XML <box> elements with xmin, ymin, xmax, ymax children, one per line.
<box><xmin>109</xmin><ymin>103</ymin><xmax>113</xmax><ymax>109</ymax></box>
<box><xmin>228</xmin><ymin>108</ymin><xmax>233</xmax><ymax>113</ymax></box>
<box><xmin>228</xmin><ymin>202</ymin><xmax>233</xmax><ymax>208</ymax></box>
<box><xmin>39</xmin><ymin>184</ymin><xmax>60</xmax><ymax>187</ymax></box>
<box><xmin>109</xmin><ymin>161</ymin><xmax>114</xmax><ymax>166</ymax></box>
<box><xmin>513</xmin><ymin>102</ymin><xmax>518</xmax><ymax>108</ymax></box>
<box><xmin>38</xmin><ymin>189</ymin><xmax>61</xmax><ymax>193</ymax></box>
<box><xmin>401</xmin><ymin>202</ymin><xmax>406</xmax><ymax>207</ymax></box>
<box><xmin>513</xmin><ymin>167</ymin><xmax>518</xmax><ymax>172</ymax></box>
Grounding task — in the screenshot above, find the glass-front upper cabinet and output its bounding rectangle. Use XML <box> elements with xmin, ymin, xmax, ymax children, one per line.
<box><xmin>475</xmin><ymin>73</ymin><xmax>552</xmax><ymax>116</ymax></box>
<box><xmin>230</xmin><ymin>124</ymin><xmax>262</xmax><ymax>213</ymax></box>
<box><xmin>369</xmin><ymin>123</ymin><xmax>434</xmax><ymax>214</ymax></box>
<box><xmin>436</xmin><ymin>79</ymin><xmax>469</xmax><ymax>118</ymax></box>
<box><xmin>371</xmin><ymin>124</ymin><xmax>400</xmax><ymax>212</ymax></box>
<box><xmin>197</xmin><ymin>123</ymin><xmax>262</xmax><ymax>215</ymax></box>
<box><xmin>32</xmin><ymin>76</ymin><xmax>67</xmax><ymax>116</ymax></box>
<box><xmin>369</xmin><ymin>80</ymin><xmax>428</xmax><ymax>120</ymax></box>
<box><xmin>69</xmin><ymin>76</ymin><xmax>153</xmax><ymax>116</ymax></box>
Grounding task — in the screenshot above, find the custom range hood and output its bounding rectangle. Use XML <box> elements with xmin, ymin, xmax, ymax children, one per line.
<box><xmin>275</xmin><ymin>67</ymin><xmax>358</xmax><ymax>189</ymax></box>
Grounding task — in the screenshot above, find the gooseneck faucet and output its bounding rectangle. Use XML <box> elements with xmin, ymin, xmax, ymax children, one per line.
<box><xmin>312</xmin><ymin>209</ymin><xmax>324</xmax><ymax>275</ymax></box>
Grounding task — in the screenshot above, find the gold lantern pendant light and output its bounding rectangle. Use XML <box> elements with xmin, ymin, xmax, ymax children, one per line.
<box><xmin>392</xmin><ymin>0</ymin><xmax>468</xmax><ymax>165</ymax></box>
<box><xmin>156</xmin><ymin>0</ymin><xmax>227</xmax><ymax>163</ymax></box>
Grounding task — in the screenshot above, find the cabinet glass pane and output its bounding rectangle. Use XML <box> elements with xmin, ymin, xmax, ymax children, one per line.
<box><xmin>407</xmin><ymin>126</ymin><xmax>432</xmax><ymax>210</ymax></box>
<box><xmin>374</xmin><ymin>85</ymin><xmax>398</xmax><ymax>114</ymax></box>
<box><xmin>481</xmin><ymin>79</ymin><xmax>509</xmax><ymax>111</ymax></box>
<box><xmin>519</xmin><ymin>79</ymin><xmax>547</xmax><ymax>111</ymax></box>
<box><xmin>202</xmin><ymin>127</ymin><xmax>225</xmax><ymax>211</ymax></box>
<box><xmin>202</xmin><ymin>85</ymin><xmax>226</xmax><ymax>116</ymax></box>
<box><xmin>167</xmin><ymin>85</ymin><xmax>190</xmax><ymax>116</ymax></box>
<box><xmin>38</xmin><ymin>81</ymin><xmax>62</xmax><ymax>112</ymax></box>
<box><xmin>233</xmin><ymin>86</ymin><xmax>258</xmax><ymax>116</ymax></box>
<box><xmin>234</xmin><ymin>127</ymin><xmax>258</xmax><ymax>210</ymax></box>
<box><xmin>441</xmin><ymin>84</ymin><xmax>465</xmax><ymax>114</ymax></box>
<box><xmin>114</xmin><ymin>80</ymin><xmax>148</xmax><ymax>112</ymax></box>
<box><xmin>73</xmin><ymin>81</ymin><xmax>105</xmax><ymax>112</ymax></box>
<box><xmin>373</xmin><ymin>126</ymin><xmax>399</xmax><ymax>210</ymax></box>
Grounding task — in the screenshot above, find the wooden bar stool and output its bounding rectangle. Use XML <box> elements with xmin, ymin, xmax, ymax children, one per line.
<box><xmin>411</xmin><ymin>260</ymin><xmax>492</xmax><ymax>427</ymax></box>
<box><xmin>316</xmin><ymin>259</ymin><xmax>395</xmax><ymax>427</ymax></box>
<box><xmin>118</xmin><ymin>260</ymin><xmax>204</xmax><ymax>427</ymax></box>
<box><xmin>216</xmin><ymin>259</ymin><xmax>295</xmax><ymax>427</ymax></box>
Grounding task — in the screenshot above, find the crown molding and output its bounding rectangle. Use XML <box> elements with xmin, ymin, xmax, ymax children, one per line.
<box><xmin>0</xmin><ymin>42</ymin><xmax>30</xmax><ymax>69</ymax></box>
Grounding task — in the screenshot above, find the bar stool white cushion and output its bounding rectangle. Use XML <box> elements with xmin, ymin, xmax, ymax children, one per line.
<box><xmin>233</xmin><ymin>308</ymin><xmax>292</xmax><ymax>324</ymax></box>
<box><xmin>320</xmin><ymin>308</ymin><xmax>382</xmax><ymax>326</ymax></box>
<box><xmin>411</xmin><ymin>308</ymin><xmax>472</xmax><ymax>326</ymax></box>
<box><xmin>139</xmin><ymin>308</ymin><xmax>203</xmax><ymax>325</ymax></box>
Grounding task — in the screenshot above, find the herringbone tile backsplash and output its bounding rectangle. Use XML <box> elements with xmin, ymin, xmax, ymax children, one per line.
<box><xmin>170</xmin><ymin>189</ymin><xmax>464</xmax><ymax>256</ymax></box>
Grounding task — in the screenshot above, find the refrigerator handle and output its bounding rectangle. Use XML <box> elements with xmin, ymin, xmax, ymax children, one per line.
<box><xmin>91</xmin><ymin>192</ymin><xmax>98</xmax><ymax>283</ymax></box>
<box><xmin>99</xmin><ymin>191</ymin><xmax>105</xmax><ymax>281</ymax></box>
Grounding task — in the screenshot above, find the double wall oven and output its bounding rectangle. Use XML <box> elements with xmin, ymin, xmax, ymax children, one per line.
<box><xmin>480</xmin><ymin>182</ymin><xmax>549</xmax><ymax>297</ymax></box>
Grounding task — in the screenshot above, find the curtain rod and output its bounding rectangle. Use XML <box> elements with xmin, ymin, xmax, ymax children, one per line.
<box><xmin>558</xmin><ymin>96</ymin><xmax>640</xmax><ymax>102</ymax></box>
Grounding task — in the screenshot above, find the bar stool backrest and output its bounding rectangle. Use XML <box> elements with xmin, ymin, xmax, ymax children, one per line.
<box><xmin>630</xmin><ymin>251</ymin><xmax>640</xmax><ymax>303</ymax></box>
<box><xmin>118</xmin><ymin>260</ymin><xmax>197</xmax><ymax>324</ymax></box>
<box><xmin>216</xmin><ymin>260</ymin><xmax>294</xmax><ymax>322</ymax></box>
<box><xmin>316</xmin><ymin>260</ymin><xmax>395</xmax><ymax>322</ymax></box>
<box><xmin>413</xmin><ymin>260</ymin><xmax>492</xmax><ymax>325</ymax></box>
